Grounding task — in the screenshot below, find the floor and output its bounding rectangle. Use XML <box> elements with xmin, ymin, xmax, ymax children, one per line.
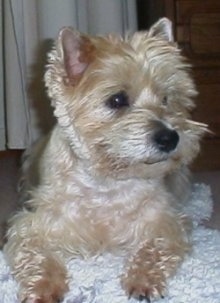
<box><xmin>0</xmin><ymin>151</ymin><xmax>219</xmax><ymax>245</ymax></box>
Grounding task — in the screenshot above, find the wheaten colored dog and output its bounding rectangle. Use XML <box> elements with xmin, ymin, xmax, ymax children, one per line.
<box><xmin>4</xmin><ymin>18</ymin><xmax>207</xmax><ymax>303</ymax></box>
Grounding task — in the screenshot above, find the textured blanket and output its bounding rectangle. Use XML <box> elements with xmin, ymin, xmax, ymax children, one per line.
<box><xmin>1</xmin><ymin>183</ymin><xmax>220</xmax><ymax>303</ymax></box>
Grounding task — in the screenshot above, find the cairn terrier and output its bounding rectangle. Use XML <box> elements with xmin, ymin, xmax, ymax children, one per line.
<box><xmin>4</xmin><ymin>18</ymin><xmax>207</xmax><ymax>302</ymax></box>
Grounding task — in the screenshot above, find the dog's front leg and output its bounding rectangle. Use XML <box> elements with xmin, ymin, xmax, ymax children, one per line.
<box><xmin>121</xmin><ymin>212</ymin><xmax>191</xmax><ymax>301</ymax></box>
<box><xmin>4</xmin><ymin>212</ymin><xmax>68</xmax><ymax>303</ymax></box>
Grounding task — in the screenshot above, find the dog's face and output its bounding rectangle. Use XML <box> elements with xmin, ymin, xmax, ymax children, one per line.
<box><xmin>45</xmin><ymin>18</ymin><xmax>207</xmax><ymax>177</ymax></box>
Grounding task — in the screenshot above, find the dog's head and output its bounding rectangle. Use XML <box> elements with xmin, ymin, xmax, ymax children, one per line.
<box><xmin>45</xmin><ymin>18</ymin><xmax>207</xmax><ymax>178</ymax></box>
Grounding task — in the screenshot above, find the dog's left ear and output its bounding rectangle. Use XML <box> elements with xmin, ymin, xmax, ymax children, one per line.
<box><xmin>148</xmin><ymin>18</ymin><xmax>173</xmax><ymax>42</ymax></box>
<box><xmin>58</xmin><ymin>27</ymin><xmax>95</xmax><ymax>85</ymax></box>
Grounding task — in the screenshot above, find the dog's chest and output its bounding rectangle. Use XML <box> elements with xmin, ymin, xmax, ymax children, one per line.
<box><xmin>61</xmin><ymin>178</ymin><xmax>157</xmax><ymax>254</ymax></box>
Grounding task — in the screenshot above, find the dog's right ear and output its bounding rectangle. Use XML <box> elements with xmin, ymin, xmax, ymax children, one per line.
<box><xmin>57</xmin><ymin>27</ymin><xmax>95</xmax><ymax>85</ymax></box>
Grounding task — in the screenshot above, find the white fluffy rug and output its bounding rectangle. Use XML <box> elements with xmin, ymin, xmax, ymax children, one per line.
<box><xmin>1</xmin><ymin>183</ymin><xmax>220</xmax><ymax>303</ymax></box>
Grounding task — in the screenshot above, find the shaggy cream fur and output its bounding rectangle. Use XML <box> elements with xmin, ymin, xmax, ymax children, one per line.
<box><xmin>4</xmin><ymin>18</ymin><xmax>207</xmax><ymax>303</ymax></box>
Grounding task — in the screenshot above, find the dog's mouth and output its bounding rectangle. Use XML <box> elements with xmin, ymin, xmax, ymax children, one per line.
<box><xmin>144</xmin><ymin>158</ymin><xmax>167</xmax><ymax>165</ymax></box>
<box><xmin>143</xmin><ymin>152</ymin><xmax>180</xmax><ymax>165</ymax></box>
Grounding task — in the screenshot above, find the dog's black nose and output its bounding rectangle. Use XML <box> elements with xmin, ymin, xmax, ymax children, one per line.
<box><xmin>153</xmin><ymin>128</ymin><xmax>179</xmax><ymax>152</ymax></box>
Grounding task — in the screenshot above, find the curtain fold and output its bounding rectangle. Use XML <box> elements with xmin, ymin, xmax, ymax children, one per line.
<box><xmin>3</xmin><ymin>0</ymin><xmax>39</xmax><ymax>148</ymax></box>
<box><xmin>1</xmin><ymin>0</ymin><xmax>137</xmax><ymax>150</ymax></box>
<box><xmin>4</xmin><ymin>0</ymin><xmax>31</xmax><ymax>148</ymax></box>
<box><xmin>0</xmin><ymin>0</ymin><xmax>5</xmax><ymax>150</ymax></box>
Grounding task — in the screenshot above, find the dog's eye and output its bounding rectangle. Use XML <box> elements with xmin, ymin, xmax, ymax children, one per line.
<box><xmin>106</xmin><ymin>91</ymin><xmax>129</xmax><ymax>109</ymax></box>
<box><xmin>162</xmin><ymin>96</ymin><xmax>168</xmax><ymax>106</ymax></box>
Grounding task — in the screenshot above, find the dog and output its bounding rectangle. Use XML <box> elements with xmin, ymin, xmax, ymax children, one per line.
<box><xmin>4</xmin><ymin>18</ymin><xmax>207</xmax><ymax>303</ymax></box>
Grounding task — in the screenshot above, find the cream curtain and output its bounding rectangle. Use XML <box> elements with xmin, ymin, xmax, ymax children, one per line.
<box><xmin>1</xmin><ymin>0</ymin><xmax>137</xmax><ymax>150</ymax></box>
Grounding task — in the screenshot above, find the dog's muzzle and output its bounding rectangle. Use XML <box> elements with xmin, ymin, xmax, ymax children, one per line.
<box><xmin>153</xmin><ymin>127</ymin><xmax>179</xmax><ymax>153</ymax></box>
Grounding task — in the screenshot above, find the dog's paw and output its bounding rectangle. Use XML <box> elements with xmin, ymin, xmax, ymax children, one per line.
<box><xmin>20</xmin><ymin>276</ymin><xmax>68</xmax><ymax>303</ymax></box>
<box><xmin>121</xmin><ymin>269</ymin><xmax>166</xmax><ymax>301</ymax></box>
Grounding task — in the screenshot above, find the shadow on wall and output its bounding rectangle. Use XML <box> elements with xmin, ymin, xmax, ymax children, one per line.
<box><xmin>28</xmin><ymin>39</ymin><xmax>56</xmax><ymax>136</ymax></box>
